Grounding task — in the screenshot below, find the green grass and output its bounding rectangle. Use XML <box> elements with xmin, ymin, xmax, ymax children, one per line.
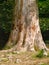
<box><xmin>40</xmin><ymin>63</ymin><xmax>48</xmax><ymax>65</ymax></box>
<box><xmin>36</xmin><ymin>49</ymin><xmax>44</xmax><ymax>58</ymax></box>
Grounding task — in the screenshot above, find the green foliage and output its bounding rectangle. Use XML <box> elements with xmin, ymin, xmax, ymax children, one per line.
<box><xmin>38</xmin><ymin>0</ymin><xmax>49</xmax><ymax>17</ymax></box>
<box><xmin>39</xmin><ymin>18</ymin><xmax>49</xmax><ymax>32</ymax></box>
<box><xmin>38</xmin><ymin>0</ymin><xmax>49</xmax><ymax>41</ymax></box>
<box><xmin>36</xmin><ymin>49</ymin><xmax>44</xmax><ymax>58</ymax></box>
<box><xmin>0</xmin><ymin>0</ymin><xmax>15</xmax><ymax>33</ymax></box>
<box><xmin>39</xmin><ymin>18</ymin><xmax>49</xmax><ymax>41</ymax></box>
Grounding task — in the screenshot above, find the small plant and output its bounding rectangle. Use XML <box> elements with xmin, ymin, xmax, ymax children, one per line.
<box><xmin>36</xmin><ymin>49</ymin><xmax>44</xmax><ymax>58</ymax></box>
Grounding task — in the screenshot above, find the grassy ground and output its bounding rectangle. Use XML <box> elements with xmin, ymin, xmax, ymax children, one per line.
<box><xmin>0</xmin><ymin>44</ymin><xmax>49</xmax><ymax>65</ymax></box>
<box><xmin>0</xmin><ymin>51</ymin><xmax>49</xmax><ymax>65</ymax></box>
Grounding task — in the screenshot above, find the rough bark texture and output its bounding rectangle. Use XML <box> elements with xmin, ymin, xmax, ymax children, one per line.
<box><xmin>3</xmin><ymin>0</ymin><xmax>48</xmax><ymax>52</ymax></box>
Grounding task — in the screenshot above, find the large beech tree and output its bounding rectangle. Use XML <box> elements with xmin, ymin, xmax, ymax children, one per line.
<box><xmin>1</xmin><ymin>0</ymin><xmax>49</xmax><ymax>52</ymax></box>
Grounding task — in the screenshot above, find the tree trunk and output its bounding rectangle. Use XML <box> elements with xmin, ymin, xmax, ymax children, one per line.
<box><xmin>3</xmin><ymin>0</ymin><xmax>48</xmax><ymax>52</ymax></box>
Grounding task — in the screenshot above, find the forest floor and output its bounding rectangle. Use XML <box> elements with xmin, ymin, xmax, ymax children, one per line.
<box><xmin>0</xmin><ymin>44</ymin><xmax>49</xmax><ymax>65</ymax></box>
<box><xmin>0</xmin><ymin>51</ymin><xmax>49</xmax><ymax>65</ymax></box>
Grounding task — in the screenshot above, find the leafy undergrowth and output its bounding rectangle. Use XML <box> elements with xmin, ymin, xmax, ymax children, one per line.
<box><xmin>0</xmin><ymin>51</ymin><xmax>49</xmax><ymax>65</ymax></box>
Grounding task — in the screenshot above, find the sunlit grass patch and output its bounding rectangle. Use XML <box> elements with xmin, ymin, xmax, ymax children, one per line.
<box><xmin>39</xmin><ymin>63</ymin><xmax>48</xmax><ymax>65</ymax></box>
